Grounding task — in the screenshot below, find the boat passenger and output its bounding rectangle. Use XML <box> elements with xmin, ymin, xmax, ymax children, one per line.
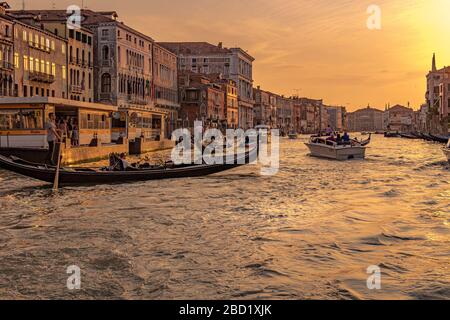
<box><xmin>336</xmin><ymin>134</ymin><xmax>342</xmax><ymax>145</ymax></box>
<box><xmin>325</xmin><ymin>125</ymin><xmax>333</xmax><ymax>136</ymax></box>
<box><xmin>119</xmin><ymin>153</ymin><xmax>130</xmax><ymax>171</ymax></box>
<box><xmin>342</xmin><ymin>132</ymin><xmax>350</xmax><ymax>143</ymax></box>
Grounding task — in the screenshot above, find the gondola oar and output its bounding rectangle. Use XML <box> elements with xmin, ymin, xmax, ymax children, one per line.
<box><xmin>53</xmin><ymin>138</ymin><xmax>63</xmax><ymax>191</ymax></box>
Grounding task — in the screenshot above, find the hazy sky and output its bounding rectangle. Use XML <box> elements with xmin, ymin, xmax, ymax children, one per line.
<box><xmin>10</xmin><ymin>0</ymin><xmax>450</xmax><ymax>111</ymax></box>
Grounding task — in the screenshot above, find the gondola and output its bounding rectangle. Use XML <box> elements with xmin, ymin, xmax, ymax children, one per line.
<box><xmin>419</xmin><ymin>132</ymin><xmax>435</xmax><ymax>142</ymax></box>
<box><xmin>0</xmin><ymin>147</ymin><xmax>258</xmax><ymax>185</ymax></box>
<box><xmin>429</xmin><ymin>134</ymin><xmax>449</xmax><ymax>144</ymax></box>
<box><xmin>384</xmin><ymin>132</ymin><xmax>400</xmax><ymax>138</ymax></box>
<box><xmin>400</xmin><ymin>133</ymin><xmax>421</xmax><ymax>139</ymax></box>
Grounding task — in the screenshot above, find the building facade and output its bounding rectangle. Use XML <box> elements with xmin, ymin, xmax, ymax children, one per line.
<box><xmin>153</xmin><ymin>43</ymin><xmax>179</xmax><ymax>138</ymax></box>
<box><xmin>178</xmin><ymin>71</ymin><xmax>225</xmax><ymax>130</ymax></box>
<box><xmin>8</xmin><ymin>10</ymin><xmax>95</xmax><ymax>103</ymax></box>
<box><xmin>325</xmin><ymin>105</ymin><xmax>346</xmax><ymax>132</ymax></box>
<box><xmin>159</xmin><ymin>42</ymin><xmax>255</xmax><ymax>129</ymax></box>
<box><xmin>0</xmin><ymin>4</ymin><xmax>13</xmax><ymax>97</ymax></box>
<box><xmin>82</xmin><ymin>10</ymin><xmax>170</xmax><ymax>141</ymax></box>
<box><xmin>253</xmin><ymin>86</ymin><xmax>271</xmax><ymax>127</ymax></box>
<box><xmin>12</xmin><ymin>19</ymin><xmax>67</xmax><ymax>99</ymax></box>
<box><xmin>426</xmin><ymin>54</ymin><xmax>450</xmax><ymax>133</ymax></box>
<box><xmin>384</xmin><ymin>104</ymin><xmax>415</xmax><ymax>132</ymax></box>
<box><xmin>347</xmin><ymin>106</ymin><xmax>384</xmax><ymax>132</ymax></box>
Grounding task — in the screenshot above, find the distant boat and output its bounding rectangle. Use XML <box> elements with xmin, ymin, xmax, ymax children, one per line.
<box><xmin>288</xmin><ymin>131</ymin><xmax>298</xmax><ymax>140</ymax></box>
<box><xmin>305</xmin><ymin>135</ymin><xmax>370</xmax><ymax>160</ymax></box>
<box><xmin>384</xmin><ymin>132</ymin><xmax>400</xmax><ymax>138</ymax></box>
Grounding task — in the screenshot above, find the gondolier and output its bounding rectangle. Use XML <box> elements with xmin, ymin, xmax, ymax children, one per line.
<box><xmin>45</xmin><ymin>113</ymin><xmax>61</xmax><ymax>165</ymax></box>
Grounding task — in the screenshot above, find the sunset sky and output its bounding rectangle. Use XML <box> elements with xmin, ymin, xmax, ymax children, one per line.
<box><xmin>10</xmin><ymin>0</ymin><xmax>450</xmax><ymax>111</ymax></box>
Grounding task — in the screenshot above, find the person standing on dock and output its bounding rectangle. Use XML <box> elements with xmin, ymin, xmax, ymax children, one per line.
<box><xmin>45</xmin><ymin>113</ymin><xmax>61</xmax><ymax>165</ymax></box>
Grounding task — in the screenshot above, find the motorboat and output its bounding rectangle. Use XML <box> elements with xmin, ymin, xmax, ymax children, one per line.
<box><xmin>305</xmin><ymin>135</ymin><xmax>371</xmax><ymax>160</ymax></box>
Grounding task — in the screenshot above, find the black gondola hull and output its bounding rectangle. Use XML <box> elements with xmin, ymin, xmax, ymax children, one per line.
<box><xmin>0</xmin><ymin>151</ymin><xmax>257</xmax><ymax>185</ymax></box>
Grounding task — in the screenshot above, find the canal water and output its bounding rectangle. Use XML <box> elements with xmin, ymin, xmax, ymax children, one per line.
<box><xmin>0</xmin><ymin>135</ymin><xmax>448</xmax><ymax>300</ymax></box>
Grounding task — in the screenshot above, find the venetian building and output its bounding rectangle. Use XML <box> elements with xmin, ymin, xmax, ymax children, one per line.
<box><xmin>11</xmin><ymin>17</ymin><xmax>68</xmax><ymax>99</ymax></box>
<box><xmin>153</xmin><ymin>43</ymin><xmax>180</xmax><ymax>138</ymax></box>
<box><xmin>159</xmin><ymin>42</ymin><xmax>255</xmax><ymax>129</ymax></box>
<box><xmin>82</xmin><ymin>10</ymin><xmax>167</xmax><ymax>141</ymax></box>
<box><xmin>0</xmin><ymin>2</ymin><xmax>14</xmax><ymax>97</ymax></box>
<box><xmin>425</xmin><ymin>54</ymin><xmax>450</xmax><ymax>133</ymax></box>
<box><xmin>8</xmin><ymin>10</ymin><xmax>95</xmax><ymax>103</ymax></box>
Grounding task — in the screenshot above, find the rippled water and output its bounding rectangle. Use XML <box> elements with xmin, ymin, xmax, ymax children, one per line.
<box><xmin>0</xmin><ymin>135</ymin><xmax>449</xmax><ymax>300</ymax></box>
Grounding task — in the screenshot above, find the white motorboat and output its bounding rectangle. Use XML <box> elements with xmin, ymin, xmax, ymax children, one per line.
<box><xmin>443</xmin><ymin>141</ymin><xmax>450</xmax><ymax>164</ymax></box>
<box><xmin>305</xmin><ymin>136</ymin><xmax>370</xmax><ymax>160</ymax></box>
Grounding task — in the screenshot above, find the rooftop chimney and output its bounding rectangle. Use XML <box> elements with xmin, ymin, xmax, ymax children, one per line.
<box><xmin>218</xmin><ymin>42</ymin><xmax>223</xmax><ymax>49</ymax></box>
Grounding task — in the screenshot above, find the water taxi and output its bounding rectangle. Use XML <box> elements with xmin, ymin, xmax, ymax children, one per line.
<box><xmin>305</xmin><ymin>135</ymin><xmax>370</xmax><ymax>160</ymax></box>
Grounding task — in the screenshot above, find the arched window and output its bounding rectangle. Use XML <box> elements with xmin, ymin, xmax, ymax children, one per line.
<box><xmin>101</xmin><ymin>73</ymin><xmax>111</xmax><ymax>93</ymax></box>
<box><xmin>102</xmin><ymin>45</ymin><xmax>109</xmax><ymax>61</ymax></box>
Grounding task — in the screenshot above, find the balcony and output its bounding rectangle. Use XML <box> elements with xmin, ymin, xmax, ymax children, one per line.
<box><xmin>127</xmin><ymin>94</ymin><xmax>148</xmax><ymax>105</ymax></box>
<box><xmin>100</xmin><ymin>93</ymin><xmax>112</xmax><ymax>100</ymax></box>
<box><xmin>0</xmin><ymin>31</ymin><xmax>13</xmax><ymax>42</ymax></box>
<box><xmin>29</xmin><ymin>71</ymin><xmax>55</xmax><ymax>83</ymax></box>
<box><xmin>28</xmin><ymin>41</ymin><xmax>51</xmax><ymax>53</ymax></box>
<box><xmin>70</xmin><ymin>85</ymin><xmax>83</xmax><ymax>94</ymax></box>
<box><xmin>70</xmin><ymin>58</ymin><xmax>91</xmax><ymax>68</ymax></box>
<box><xmin>0</xmin><ymin>60</ymin><xmax>13</xmax><ymax>71</ymax></box>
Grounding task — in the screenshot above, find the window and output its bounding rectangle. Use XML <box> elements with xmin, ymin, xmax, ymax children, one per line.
<box><xmin>22</xmin><ymin>30</ymin><xmax>27</xmax><ymax>41</ymax></box>
<box><xmin>52</xmin><ymin>63</ymin><xmax>56</xmax><ymax>76</ymax></box>
<box><xmin>46</xmin><ymin>38</ymin><xmax>50</xmax><ymax>50</ymax></box>
<box><xmin>40</xmin><ymin>36</ymin><xmax>45</xmax><ymax>49</ymax></box>
<box><xmin>62</xmin><ymin>44</ymin><xmax>66</xmax><ymax>54</ymax></box>
<box><xmin>62</xmin><ymin>66</ymin><xmax>66</xmax><ymax>79</ymax></box>
<box><xmin>23</xmin><ymin>56</ymin><xmax>28</xmax><ymax>71</ymax></box>
<box><xmin>101</xmin><ymin>73</ymin><xmax>111</xmax><ymax>93</ymax></box>
<box><xmin>35</xmin><ymin>59</ymin><xmax>39</xmax><ymax>72</ymax></box>
<box><xmin>102</xmin><ymin>45</ymin><xmax>109</xmax><ymax>61</ymax></box>
<box><xmin>51</xmin><ymin>40</ymin><xmax>55</xmax><ymax>51</ymax></box>
<box><xmin>87</xmin><ymin>36</ymin><xmax>92</xmax><ymax>45</ymax></box>
<box><xmin>14</xmin><ymin>53</ymin><xmax>19</xmax><ymax>68</ymax></box>
<box><xmin>69</xmin><ymin>29</ymin><xmax>74</xmax><ymax>38</ymax></box>
<box><xmin>76</xmin><ymin>31</ymin><xmax>81</xmax><ymax>41</ymax></box>
<box><xmin>0</xmin><ymin>109</ymin><xmax>44</xmax><ymax>130</ymax></box>
<box><xmin>35</xmin><ymin>34</ymin><xmax>39</xmax><ymax>47</ymax></box>
<box><xmin>29</xmin><ymin>57</ymin><xmax>34</xmax><ymax>72</ymax></box>
<box><xmin>41</xmin><ymin>60</ymin><xmax>45</xmax><ymax>73</ymax></box>
<box><xmin>82</xmin><ymin>33</ymin><xmax>87</xmax><ymax>43</ymax></box>
<box><xmin>46</xmin><ymin>61</ymin><xmax>50</xmax><ymax>75</ymax></box>
<box><xmin>102</xmin><ymin>29</ymin><xmax>109</xmax><ymax>37</ymax></box>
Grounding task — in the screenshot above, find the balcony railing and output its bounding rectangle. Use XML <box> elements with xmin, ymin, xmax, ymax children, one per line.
<box><xmin>100</xmin><ymin>93</ymin><xmax>112</xmax><ymax>100</ymax></box>
<box><xmin>29</xmin><ymin>71</ymin><xmax>55</xmax><ymax>83</ymax></box>
<box><xmin>101</xmin><ymin>60</ymin><xmax>111</xmax><ymax>67</ymax></box>
<box><xmin>70</xmin><ymin>58</ymin><xmax>91</xmax><ymax>67</ymax></box>
<box><xmin>70</xmin><ymin>85</ymin><xmax>83</xmax><ymax>93</ymax></box>
<box><xmin>0</xmin><ymin>32</ymin><xmax>13</xmax><ymax>42</ymax></box>
<box><xmin>28</xmin><ymin>41</ymin><xmax>51</xmax><ymax>53</ymax></box>
<box><xmin>127</xmin><ymin>94</ymin><xmax>148</xmax><ymax>105</ymax></box>
<box><xmin>0</xmin><ymin>60</ymin><xmax>13</xmax><ymax>70</ymax></box>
